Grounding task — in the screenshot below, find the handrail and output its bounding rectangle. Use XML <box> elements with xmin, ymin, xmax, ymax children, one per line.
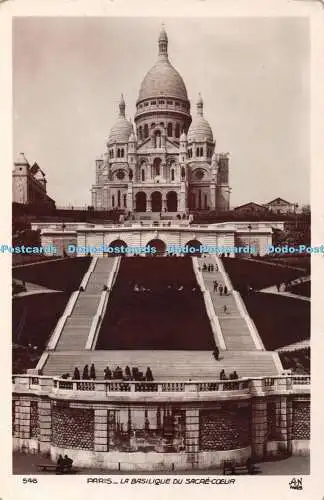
<box><xmin>12</xmin><ymin>374</ymin><xmax>310</xmax><ymax>396</ymax></box>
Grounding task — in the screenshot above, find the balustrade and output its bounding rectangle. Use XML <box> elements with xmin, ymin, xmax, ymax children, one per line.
<box><xmin>13</xmin><ymin>374</ymin><xmax>310</xmax><ymax>397</ymax></box>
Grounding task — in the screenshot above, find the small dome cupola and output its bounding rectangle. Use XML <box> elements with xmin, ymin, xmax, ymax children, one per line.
<box><xmin>107</xmin><ymin>94</ymin><xmax>133</xmax><ymax>145</ymax></box>
<box><xmin>187</xmin><ymin>94</ymin><xmax>213</xmax><ymax>143</ymax></box>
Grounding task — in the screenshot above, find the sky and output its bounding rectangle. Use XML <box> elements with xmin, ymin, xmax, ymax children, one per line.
<box><xmin>13</xmin><ymin>16</ymin><xmax>310</xmax><ymax>207</ymax></box>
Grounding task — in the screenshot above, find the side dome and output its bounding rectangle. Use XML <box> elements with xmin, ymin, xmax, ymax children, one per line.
<box><xmin>137</xmin><ymin>27</ymin><xmax>188</xmax><ymax>102</ymax></box>
<box><xmin>187</xmin><ymin>95</ymin><xmax>213</xmax><ymax>142</ymax></box>
<box><xmin>107</xmin><ymin>95</ymin><xmax>133</xmax><ymax>145</ymax></box>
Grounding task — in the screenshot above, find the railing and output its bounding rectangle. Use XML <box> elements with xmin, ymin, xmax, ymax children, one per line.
<box><xmin>12</xmin><ymin>374</ymin><xmax>310</xmax><ymax>397</ymax></box>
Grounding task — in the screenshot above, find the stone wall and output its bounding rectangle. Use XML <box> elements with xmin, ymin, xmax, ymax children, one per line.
<box><xmin>30</xmin><ymin>401</ymin><xmax>39</xmax><ymax>439</ymax></box>
<box><xmin>292</xmin><ymin>400</ymin><xmax>310</xmax><ymax>440</ymax></box>
<box><xmin>52</xmin><ymin>404</ymin><xmax>94</xmax><ymax>450</ymax></box>
<box><xmin>199</xmin><ymin>405</ymin><xmax>251</xmax><ymax>451</ymax></box>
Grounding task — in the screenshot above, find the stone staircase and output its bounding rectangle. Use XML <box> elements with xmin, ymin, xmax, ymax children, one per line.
<box><xmin>42</xmin><ymin>349</ymin><xmax>280</xmax><ymax>379</ymax></box>
<box><xmin>200</xmin><ymin>257</ymin><xmax>257</xmax><ymax>350</ymax></box>
<box><xmin>55</xmin><ymin>258</ymin><xmax>116</xmax><ymax>351</ymax></box>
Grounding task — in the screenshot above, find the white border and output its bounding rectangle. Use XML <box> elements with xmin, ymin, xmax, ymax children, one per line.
<box><xmin>1</xmin><ymin>1</ymin><xmax>323</xmax><ymax>499</ymax></box>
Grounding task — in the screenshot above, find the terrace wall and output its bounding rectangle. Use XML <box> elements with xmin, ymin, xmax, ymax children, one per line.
<box><xmin>12</xmin><ymin>375</ymin><xmax>310</xmax><ymax>471</ymax></box>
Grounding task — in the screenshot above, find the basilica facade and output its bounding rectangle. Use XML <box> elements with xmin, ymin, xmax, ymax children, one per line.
<box><xmin>91</xmin><ymin>27</ymin><xmax>231</xmax><ymax>213</ymax></box>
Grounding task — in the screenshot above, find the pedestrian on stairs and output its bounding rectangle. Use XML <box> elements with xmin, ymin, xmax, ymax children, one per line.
<box><xmin>82</xmin><ymin>364</ymin><xmax>89</xmax><ymax>380</ymax></box>
<box><xmin>213</xmin><ymin>346</ymin><xmax>219</xmax><ymax>361</ymax></box>
<box><xmin>224</xmin><ymin>285</ymin><xmax>228</xmax><ymax>295</ymax></box>
<box><xmin>219</xmin><ymin>284</ymin><xmax>223</xmax><ymax>296</ymax></box>
<box><xmin>213</xmin><ymin>280</ymin><xmax>218</xmax><ymax>292</ymax></box>
<box><xmin>223</xmin><ymin>305</ymin><xmax>229</xmax><ymax>314</ymax></box>
<box><xmin>90</xmin><ymin>363</ymin><xmax>96</xmax><ymax>380</ymax></box>
<box><xmin>73</xmin><ymin>367</ymin><xmax>80</xmax><ymax>380</ymax></box>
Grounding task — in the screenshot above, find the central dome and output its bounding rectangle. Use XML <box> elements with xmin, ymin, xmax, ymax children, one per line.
<box><xmin>138</xmin><ymin>60</ymin><xmax>188</xmax><ymax>102</ymax></box>
<box><xmin>137</xmin><ymin>27</ymin><xmax>188</xmax><ymax>102</ymax></box>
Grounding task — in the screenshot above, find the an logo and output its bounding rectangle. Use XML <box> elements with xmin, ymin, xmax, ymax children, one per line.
<box><xmin>289</xmin><ymin>478</ymin><xmax>303</xmax><ymax>490</ymax></box>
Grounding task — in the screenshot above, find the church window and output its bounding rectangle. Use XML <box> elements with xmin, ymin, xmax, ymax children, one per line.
<box><xmin>151</xmin><ymin>101</ymin><xmax>157</xmax><ymax>105</ymax></box>
<box><xmin>112</xmin><ymin>195</ymin><xmax>115</xmax><ymax>207</ymax></box>
<box><xmin>151</xmin><ymin>122</ymin><xmax>156</xmax><ymax>128</ymax></box>
<box><xmin>144</xmin><ymin>102</ymin><xmax>149</xmax><ymax>107</ymax></box>
<box><xmin>139</xmin><ymin>127</ymin><xmax>143</xmax><ymax>140</ymax></box>
<box><xmin>200</xmin><ymin>147</ymin><xmax>203</xmax><ymax>156</ymax></box>
<box><xmin>123</xmin><ymin>194</ymin><xmax>127</xmax><ymax>207</ymax></box>
<box><xmin>144</xmin><ymin>124</ymin><xmax>149</xmax><ymax>138</ymax></box>
<box><xmin>181</xmin><ymin>167</ymin><xmax>185</xmax><ymax>179</ymax></box>
<box><xmin>175</xmin><ymin>101</ymin><xmax>180</xmax><ymax>106</ymax></box>
<box><xmin>117</xmin><ymin>149</ymin><xmax>120</xmax><ymax>158</ymax></box>
<box><xmin>141</xmin><ymin>169</ymin><xmax>145</xmax><ymax>182</ymax></box>
<box><xmin>175</xmin><ymin>124</ymin><xmax>180</xmax><ymax>138</ymax></box>
<box><xmin>167</xmin><ymin>100</ymin><xmax>173</xmax><ymax>105</ymax></box>
<box><xmin>171</xmin><ymin>169</ymin><xmax>175</xmax><ymax>181</ymax></box>
<box><xmin>192</xmin><ymin>193</ymin><xmax>196</xmax><ymax>209</ymax></box>
<box><xmin>196</xmin><ymin>148</ymin><xmax>199</xmax><ymax>157</ymax></box>
<box><xmin>117</xmin><ymin>190</ymin><xmax>121</xmax><ymax>207</ymax></box>
<box><xmin>121</xmin><ymin>149</ymin><xmax>124</xmax><ymax>158</ymax></box>
<box><xmin>160</xmin><ymin>122</ymin><xmax>164</xmax><ymax>127</ymax></box>
<box><xmin>204</xmin><ymin>194</ymin><xmax>208</xmax><ymax>209</ymax></box>
<box><xmin>196</xmin><ymin>169</ymin><xmax>204</xmax><ymax>180</ymax></box>
<box><xmin>159</xmin><ymin>100</ymin><xmax>165</xmax><ymax>105</ymax></box>
<box><xmin>129</xmin><ymin>169</ymin><xmax>133</xmax><ymax>180</ymax></box>
<box><xmin>167</xmin><ymin>123</ymin><xmax>173</xmax><ymax>137</ymax></box>
<box><xmin>198</xmin><ymin>190</ymin><xmax>202</xmax><ymax>209</ymax></box>
<box><xmin>116</xmin><ymin>169</ymin><xmax>125</xmax><ymax>180</ymax></box>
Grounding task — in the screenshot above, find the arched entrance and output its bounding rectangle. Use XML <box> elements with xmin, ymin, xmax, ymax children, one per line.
<box><xmin>151</xmin><ymin>191</ymin><xmax>162</xmax><ymax>212</ymax></box>
<box><xmin>135</xmin><ymin>192</ymin><xmax>146</xmax><ymax>212</ymax></box>
<box><xmin>105</xmin><ymin>239</ymin><xmax>128</xmax><ymax>257</ymax></box>
<box><xmin>166</xmin><ymin>191</ymin><xmax>178</xmax><ymax>212</ymax></box>
<box><xmin>147</xmin><ymin>239</ymin><xmax>166</xmax><ymax>256</ymax></box>
<box><xmin>185</xmin><ymin>239</ymin><xmax>203</xmax><ymax>255</ymax></box>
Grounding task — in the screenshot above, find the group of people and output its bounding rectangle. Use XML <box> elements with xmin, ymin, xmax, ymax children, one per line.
<box><xmin>213</xmin><ymin>281</ymin><xmax>229</xmax><ymax>296</ymax></box>
<box><xmin>131</xmin><ymin>282</ymin><xmax>201</xmax><ymax>294</ymax></box>
<box><xmin>62</xmin><ymin>364</ymin><xmax>154</xmax><ymax>382</ymax></box>
<box><xmin>103</xmin><ymin>365</ymin><xmax>154</xmax><ymax>381</ymax></box>
<box><xmin>219</xmin><ymin>369</ymin><xmax>239</xmax><ymax>380</ymax></box>
<box><xmin>56</xmin><ymin>454</ymin><xmax>73</xmax><ymax>474</ymax></box>
<box><xmin>202</xmin><ymin>263</ymin><xmax>218</xmax><ymax>272</ymax></box>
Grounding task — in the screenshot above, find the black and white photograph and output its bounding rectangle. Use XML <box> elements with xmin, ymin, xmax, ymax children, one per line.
<box><xmin>2</xmin><ymin>1</ymin><xmax>323</xmax><ymax>497</ymax></box>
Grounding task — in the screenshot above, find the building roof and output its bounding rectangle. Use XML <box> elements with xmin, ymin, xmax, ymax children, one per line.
<box><xmin>265</xmin><ymin>197</ymin><xmax>293</xmax><ymax>206</ymax></box>
<box><xmin>234</xmin><ymin>202</ymin><xmax>267</xmax><ymax>211</ymax></box>
<box><xmin>14</xmin><ymin>152</ymin><xmax>29</xmax><ymax>166</ymax></box>
<box><xmin>137</xmin><ymin>27</ymin><xmax>188</xmax><ymax>102</ymax></box>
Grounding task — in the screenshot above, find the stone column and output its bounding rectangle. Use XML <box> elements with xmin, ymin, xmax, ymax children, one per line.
<box><xmin>162</xmin><ymin>196</ymin><xmax>167</xmax><ymax>212</ymax></box>
<box><xmin>38</xmin><ymin>400</ymin><xmax>52</xmax><ymax>454</ymax></box>
<box><xmin>278</xmin><ymin>396</ymin><xmax>288</xmax><ymax>454</ymax></box>
<box><xmin>251</xmin><ymin>397</ymin><xmax>267</xmax><ymax>460</ymax></box>
<box><xmin>209</xmin><ymin>183</ymin><xmax>216</xmax><ymax>210</ymax></box>
<box><xmin>286</xmin><ymin>397</ymin><xmax>293</xmax><ymax>455</ymax></box>
<box><xmin>94</xmin><ymin>409</ymin><xmax>108</xmax><ymax>452</ymax></box>
<box><xmin>185</xmin><ymin>408</ymin><xmax>200</xmax><ymax>469</ymax></box>
<box><xmin>179</xmin><ymin>183</ymin><xmax>186</xmax><ymax>212</ymax></box>
<box><xmin>127</xmin><ymin>184</ymin><xmax>133</xmax><ymax>211</ymax></box>
<box><xmin>18</xmin><ymin>399</ymin><xmax>31</xmax><ymax>442</ymax></box>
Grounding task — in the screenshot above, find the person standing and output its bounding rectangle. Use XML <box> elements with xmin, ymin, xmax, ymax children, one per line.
<box><xmin>224</xmin><ymin>285</ymin><xmax>228</xmax><ymax>295</ymax></box>
<box><xmin>73</xmin><ymin>367</ymin><xmax>80</xmax><ymax>380</ymax></box>
<box><xmin>90</xmin><ymin>363</ymin><xmax>96</xmax><ymax>380</ymax></box>
<box><xmin>213</xmin><ymin>346</ymin><xmax>219</xmax><ymax>360</ymax></box>
<box><xmin>82</xmin><ymin>364</ymin><xmax>89</xmax><ymax>380</ymax></box>
<box><xmin>219</xmin><ymin>285</ymin><xmax>223</xmax><ymax>296</ymax></box>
